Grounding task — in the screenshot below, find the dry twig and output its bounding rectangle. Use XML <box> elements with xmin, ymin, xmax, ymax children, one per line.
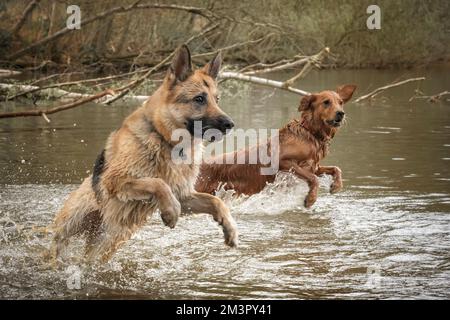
<box><xmin>10</xmin><ymin>0</ymin><xmax>40</xmax><ymax>36</ymax></box>
<box><xmin>219</xmin><ymin>71</ymin><xmax>309</xmax><ymax>96</ymax></box>
<box><xmin>355</xmin><ymin>77</ymin><xmax>426</xmax><ymax>103</ymax></box>
<box><xmin>409</xmin><ymin>90</ymin><xmax>450</xmax><ymax>103</ymax></box>
<box><xmin>7</xmin><ymin>2</ymin><xmax>216</xmax><ymax>60</ymax></box>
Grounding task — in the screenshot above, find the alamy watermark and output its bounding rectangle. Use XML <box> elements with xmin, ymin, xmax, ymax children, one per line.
<box><xmin>367</xmin><ymin>5</ymin><xmax>381</xmax><ymax>30</ymax></box>
<box><xmin>66</xmin><ymin>5</ymin><xmax>81</xmax><ymax>30</ymax></box>
<box><xmin>66</xmin><ymin>4</ymin><xmax>381</xmax><ymax>31</ymax></box>
<box><xmin>170</xmin><ymin>122</ymin><xmax>280</xmax><ymax>175</ymax></box>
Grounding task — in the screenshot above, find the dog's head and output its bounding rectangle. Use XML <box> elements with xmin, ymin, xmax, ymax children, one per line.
<box><xmin>298</xmin><ymin>84</ymin><xmax>357</xmax><ymax>130</ymax></box>
<box><xmin>162</xmin><ymin>45</ymin><xmax>234</xmax><ymax>141</ymax></box>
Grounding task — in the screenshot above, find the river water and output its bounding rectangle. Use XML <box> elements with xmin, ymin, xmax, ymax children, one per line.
<box><xmin>0</xmin><ymin>68</ymin><xmax>449</xmax><ymax>299</ymax></box>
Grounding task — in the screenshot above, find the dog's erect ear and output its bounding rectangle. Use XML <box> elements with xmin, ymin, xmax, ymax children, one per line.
<box><xmin>337</xmin><ymin>84</ymin><xmax>357</xmax><ymax>103</ymax></box>
<box><xmin>203</xmin><ymin>51</ymin><xmax>222</xmax><ymax>80</ymax></box>
<box><xmin>169</xmin><ymin>45</ymin><xmax>193</xmax><ymax>82</ymax></box>
<box><xmin>298</xmin><ymin>94</ymin><xmax>316</xmax><ymax>112</ymax></box>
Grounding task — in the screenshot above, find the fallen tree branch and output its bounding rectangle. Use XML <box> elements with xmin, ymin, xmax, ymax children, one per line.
<box><xmin>241</xmin><ymin>50</ymin><xmax>327</xmax><ymax>76</ymax></box>
<box><xmin>5</xmin><ymin>70</ymin><xmax>144</xmax><ymax>101</ymax></box>
<box><xmin>0</xmin><ymin>90</ymin><xmax>115</xmax><ymax>119</ymax></box>
<box><xmin>0</xmin><ymin>68</ymin><xmax>312</xmax><ymax>120</ymax></box>
<box><xmin>1</xmin><ymin>83</ymin><xmax>91</xmax><ymax>101</ymax></box>
<box><xmin>219</xmin><ymin>71</ymin><xmax>309</xmax><ymax>96</ymax></box>
<box><xmin>409</xmin><ymin>90</ymin><xmax>450</xmax><ymax>103</ymax></box>
<box><xmin>282</xmin><ymin>47</ymin><xmax>330</xmax><ymax>87</ymax></box>
<box><xmin>238</xmin><ymin>59</ymin><xmax>292</xmax><ymax>74</ymax></box>
<box><xmin>0</xmin><ymin>83</ymin><xmax>149</xmax><ymax>104</ymax></box>
<box><xmin>0</xmin><ymin>69</ymin><xmax>22</xmax><ymax>78</ymax></box>
<box><xmin>5</xmin><ymin>30</ymin><xmax>270</xmax><ymax>103</ymax></box>
<box><xmin>0</xmin><ymin>22</ymin><xmax>219</xmax><ymax>119</ymax></box>
<box><xmin>355</xmin><ymin>77</ymin><xmax>426</xmax><ymax>103</ymax></box>
<box><xmin>1</xmin><ymin>23</ymin><xmax>314</xmax><ymax>120</ymax></box>
<box><xmin>242</xmin><ymin>58</ymin><xmax>311</xmax><ymax>75</ymax></box>
<box><xmin>28</xmin><ymin>71</ymin><xmax>87</xmax><ymax>86</ymax></box>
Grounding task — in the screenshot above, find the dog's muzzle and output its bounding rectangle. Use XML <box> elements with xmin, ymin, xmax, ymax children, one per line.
<box><xmin>327</xmin><ymin>111</ymin><xmax>345</xmax><ymax>127</ymax></box>
<box><xmin>186</xmin><ymin>116</ymin><xmax>235</xmax><ymax>141</ymax></box>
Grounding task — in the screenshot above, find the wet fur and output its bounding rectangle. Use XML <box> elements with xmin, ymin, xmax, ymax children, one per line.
<box><xmin>195</xmin><ymin>85</ymin><xmax>357</xmax><ymax>208</ymax></box>
<box><xmin>51</xmin><ymin>46</ymin><xmax>238</xmax><ymax>263</ymax></box>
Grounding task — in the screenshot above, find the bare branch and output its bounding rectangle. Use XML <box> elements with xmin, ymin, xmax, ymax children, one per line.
<box><xmin>409</xmin><ymin>90</ymin><xmax>450</xmax><ymax>103</ymax></box>
<box><xmin>219</xmin><ymin>71</ymin><xmax>309</xmax><ymax>96</ymax></box>
<box><xmin>355</xmin><ymin>77</ymin><xmax>426</xmax><ymax>103</ymax></box>
<box><xmin>191</xmin><ymin>33</ymin><xmax>274</xmax><ymax>60</ymax></box>
<box><xmin>0</xmin><ymin>89</ymin><xmax>114</xmax><ymax>119</ymax></box>
<box><xmin>7</xmin><ymin>2</ymin><xmax>216</xmax><ymax>60</ymax></box>
<box><xmin>0</xmin><ymin>69</ymin><xmax>21</xmax><ymax>79</ymax></box>
<box><xmin>282</xmin><ymin>47</ymin><xmax>330</xmax><ymax>88</ymax></box>
<box><xmin>241</xmin><ymin>49</ymin><xmax>326</xmax><ymax>76</ymax></box>
<box><xmin>10</xmin><ymin>0</ymin><xmax>40</xmax><ymax>36</ymax></box>
<box><xmin>41</xmin><ymin>113</ymin><xmax>50</xmax><ymax>123</ymax></box>
<box><xmin>0</xmin><ymin>83</ymin><xmax>148</xmax><ymax>104</ymax></box>
<box><xmin>0</xmin><ymin>22</ymin><xmax>221</xmax><ymax>119</ymax></box>
<box><xmin>238</xmin><ymin>59</ymin><xmax>292</xmax><ymax>74</ymax></box>
<box><xmin>104</xmin><ymin>23</ymin><xmax>219</xmax><ymax>104</ymax></box>
<box><xmin>6</xmin><ymin>71</ymin><xmax>144</xmax><ymax>101</ymax></box>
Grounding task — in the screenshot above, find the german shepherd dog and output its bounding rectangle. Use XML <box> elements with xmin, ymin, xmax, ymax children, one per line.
<box><xmin>195</xmin><ymin>85</ymin><xmax>356</xmax><ymax>208</ymax></box>
<box><xmin>51</xmin><ymin>45</ymin><xmax>238</xmax><ymax>262</ymax></box>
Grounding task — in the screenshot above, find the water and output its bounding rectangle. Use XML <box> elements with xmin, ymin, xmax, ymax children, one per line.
<box><xmin>0</xmin><ymin>68</ymin><xmax>449</xmax><ymax>299</ymax></box>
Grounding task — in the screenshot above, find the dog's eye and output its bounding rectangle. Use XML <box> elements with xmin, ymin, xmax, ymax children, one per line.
<box><xmin>194</xmin><ymin>95</ymin><xmax>206</xmax><ymax>104</ymax></box>
<box><xmin>323</xmin><ymin>100</ymin><xmax>330</xmax><ymax>107</ymax></box>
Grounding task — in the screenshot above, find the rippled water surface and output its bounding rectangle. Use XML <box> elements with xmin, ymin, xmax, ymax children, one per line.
<box><xmin>0</xmin><ymin>68</ymin><xmax>449</xmax><ymax>299</ymax></box>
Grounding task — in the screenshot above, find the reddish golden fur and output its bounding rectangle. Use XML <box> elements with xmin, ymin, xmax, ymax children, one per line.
<box><xmin>195</xmin><ymin>85</ymin><xmax>357</xmax><ymax>208</ymax></box>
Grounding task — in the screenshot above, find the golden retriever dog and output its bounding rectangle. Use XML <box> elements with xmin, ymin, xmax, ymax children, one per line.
<box><xmin>195</xmin><ymin>85</ymin><xmax>357</xmax><ymax>208</ymax></box>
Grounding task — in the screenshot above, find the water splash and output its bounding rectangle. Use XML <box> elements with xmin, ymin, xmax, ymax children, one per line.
<box><xmin>215</xmin><ymin>171</ymin><xmax>334</xmax><ymax>215</ymax></box>
<box><xmin>1</xmin><ymin>183</ymin><xmax>450</xmax><ymax>299</ymax></box>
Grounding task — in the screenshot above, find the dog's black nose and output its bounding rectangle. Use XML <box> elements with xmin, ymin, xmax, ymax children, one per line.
<box><xmin>219</xmin><ymin>117</ymin><xmax>235</xmax><ymax>130</ymax></box>
<box><xmin>336</xmin><ymin>111</ymin><xmax>345</xmax><ymax>121</ymax></box>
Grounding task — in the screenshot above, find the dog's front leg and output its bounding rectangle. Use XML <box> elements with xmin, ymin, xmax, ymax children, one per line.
<box><xmin>281</xmin><ymin>160</ymin><xmax>319</xmax><ymax>208</ymax></box>
<box><xmin>181</xmin><ymin>192</ymin><xmax>238</xmax><ymax>247</ymax></box>
<box><xmin>316</xmin><ymin>166</ymin><xmax>343</xmax><ymax>194</ymax></box>
<box><xmin>118</xmin><ymin>177</ymin><xmax>181</xmax><ymax>228</ymax></box>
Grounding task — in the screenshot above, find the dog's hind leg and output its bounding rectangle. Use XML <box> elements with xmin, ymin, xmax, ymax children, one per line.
<box><xmin>84</xmin><ymin>220</ymin><xmax>134</xmax><ymax>263</ymax></box>
<box><xmin>82</xmin><ymin>210</ymin><xmax>103</xmax><ymax>258</ymax></box>
<box><xmin>83</xmin><ymin>177</ymin><xmax>180</xmax><ymax>262</ymax></box>
<box><xmin>51</xmin><ymin>177</ymin><xmax>99</xmax><ymax>258</ymax></box>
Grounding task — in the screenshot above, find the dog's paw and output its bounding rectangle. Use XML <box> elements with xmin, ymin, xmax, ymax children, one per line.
<box><xmin>304</xmin><ymin>192</ymin><xmax>317</xmax><ymax>208</ymax></box>
<box><xmin>160</xmin><ymin>197</ymin><xmax>181</xmax><ymax>229</ymax></box>
<box><xmin>330</xmin><ymin>181</ymin><xmax>343</xmax><ymax>194</ymax></box>
<box><xmin>223</xmin><ymin>220</ymin><xmax>238</xmax><ymax>248</ymax></box>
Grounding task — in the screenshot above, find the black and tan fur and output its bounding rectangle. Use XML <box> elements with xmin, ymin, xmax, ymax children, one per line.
<box><xmin>51</xmin><ymin>45</ymin><xmax>238</xmax><ymax>262</ymax></box>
